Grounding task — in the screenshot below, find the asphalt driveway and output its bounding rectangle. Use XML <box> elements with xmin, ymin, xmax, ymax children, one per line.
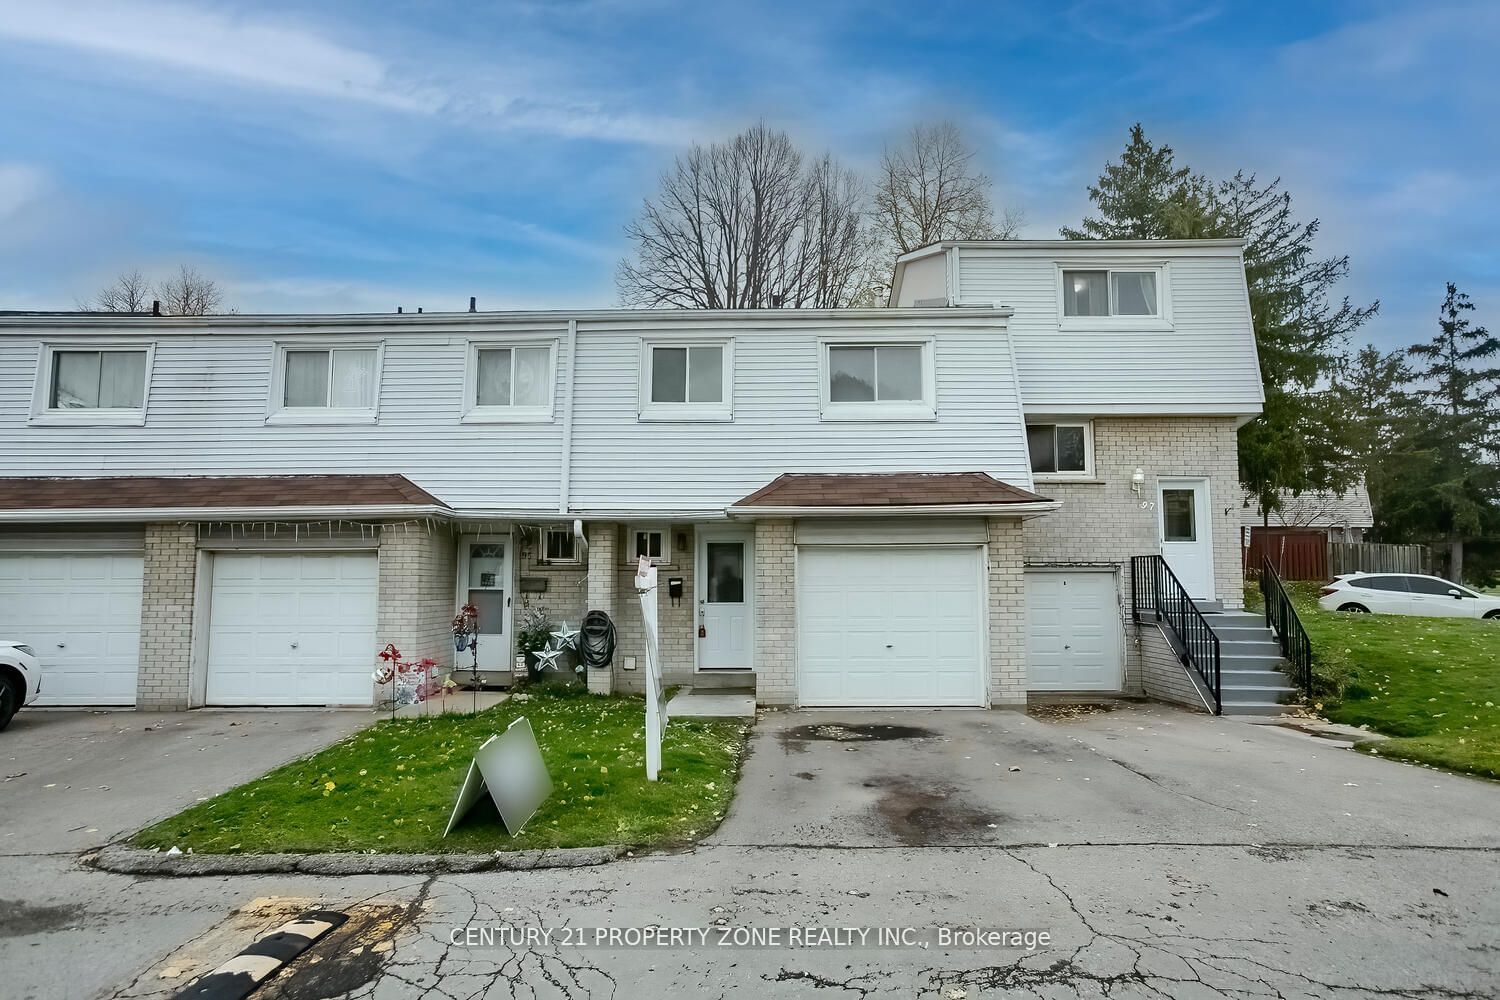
<box><xmin>5</xmin><ymin>702</ymin><xmax>1500</xmax><ymax>999</ymax></box>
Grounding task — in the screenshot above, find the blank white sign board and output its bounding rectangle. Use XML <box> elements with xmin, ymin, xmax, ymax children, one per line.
<box><xmin>443</xmin><ymin>716</ymin><xmax>553</xmax><ymax>838</ymax></box>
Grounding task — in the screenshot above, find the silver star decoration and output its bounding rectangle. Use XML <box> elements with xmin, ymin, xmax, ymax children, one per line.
<box><xmin>549</xmin><ymin>623</ymin><xmax>580</xmax><ymax>650</ymax></box>
<box><xmin>533</xmin><ymin>646</ymin><xmax>566</xmax><ymax>671</ymax></box>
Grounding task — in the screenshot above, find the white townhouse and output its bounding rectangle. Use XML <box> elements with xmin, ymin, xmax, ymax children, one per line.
<box><xmin>0</xmin><ymin>240</ymin><xmax>1272</xmax><ymax>715</ymax></box>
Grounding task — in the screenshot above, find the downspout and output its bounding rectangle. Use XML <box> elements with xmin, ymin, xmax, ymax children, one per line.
<box><xmin>558</xmin><ymin>318</ymin><xmax>584</xmax><ymax>558</ymax></box>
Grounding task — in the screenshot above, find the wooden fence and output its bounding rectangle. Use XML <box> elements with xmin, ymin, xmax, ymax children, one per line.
<box><xmin>1329</xmin><ymin>541</ymin><xmax>1431</xmax><ymax>576</ymax></box>
<box><xmin>1244</xmin><ymin>528</ymin><xmax>1328</xmax><ymax>580</ymax></box>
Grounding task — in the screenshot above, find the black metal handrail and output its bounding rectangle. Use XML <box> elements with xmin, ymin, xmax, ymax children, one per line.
<box><xmin>1259</xmin><ymin>556</ymin><xmax>1313</xmax><ymax>696</ymax></box>
<box><xmin>1131</xmin><ymin>555</ymin><xmax>1222</xmax><ymax>714</ymax></box>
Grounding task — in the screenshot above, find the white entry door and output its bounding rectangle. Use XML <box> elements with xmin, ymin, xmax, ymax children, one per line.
<box><xmin>457</xmin><ymin>536</ymin><xmax>511</xmax><ymax>672</ymax></box>
<box><xmin>206</xmin><ymin>552</ymin><xmax>378</xmax><ymax>705</ymax></box>
<box><xmin>0</xmin><ymin>552</ymin><xmax>143</xmax><ymax>705</ymax></box>
<box><xmin>1158</xmin><ymin>479</ymin><xmax>1214</xmax><ymax>599</ymax></box>
<box><xmin>798</xmin><ymin>546</ymin><xmax>985</xmax><ymax>707</ymax></box>
<box><xmin>1025</xmin><ymin>571</ymin><xmax>1122</xmax><ymax>691</ymax></box>
<box><xmin>697</xmin><ymin>530</ymin><xmax>752</xmax><ymax>670</ymax></box>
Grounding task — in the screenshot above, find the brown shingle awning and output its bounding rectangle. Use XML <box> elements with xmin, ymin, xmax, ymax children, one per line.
<box><xmin>0</xmin><ymin>475</ymin><xmax>451</xmax><ymax>520</ymax></box>
<box><xmin>729</xmin><ymin>472</ymin><xmax>1054</xmax><ymax>516</ymax></box>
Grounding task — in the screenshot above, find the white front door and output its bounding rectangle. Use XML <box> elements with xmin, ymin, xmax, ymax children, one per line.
<box><xmin>206</xmin><ymin>552</ymin><xmax>378</xmax><ymax>706</ymax></box>
<box><xmin>457</xmin><ymin>535</ymin><xmax>511</xmax><ymax>672</ymax></box>
<box><xmin>1025</xmin><ymin>571</ymin><xmax>1122</xmax><ymax>691</ymax></box>
<box><xmin>1158</xmin><ymin>479</ymin><xmax>1214</xmax><ymax>599</ymax></box>
<box><xmin>797</xmin><ymin>545</ymin><xmax>985</xmax><ymax>707</ymax></box>
<box><xmin>697</xmin><ymin>530</ymin><xmax>752</xmax><ymax>670</ymax></box>
<box><xmin>0</xmin><ymin>552</ymin><xmax>143</xmax><ymax>706</ymax></box>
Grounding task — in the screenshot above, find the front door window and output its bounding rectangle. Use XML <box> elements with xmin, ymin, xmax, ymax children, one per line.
<box><xmin>1161</xmin><ymin>489</ymin><xmax>1197</xmax><ymax>541</ymax></box>
<box><xmin>706</xmin><ymin>542</ymin><xmax>745</xmax><ymax>604</ymax></box>
<box><xmin>467</xmin><ymin>543</ymin><xmax>505</xmax><ymax>640</ymax></box>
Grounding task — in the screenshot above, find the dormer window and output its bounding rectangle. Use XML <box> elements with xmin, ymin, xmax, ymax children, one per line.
<box><xmin>1063</xmin><ymin>270</ymin><xmax>1159</xmax><ymax>317</ymax></box>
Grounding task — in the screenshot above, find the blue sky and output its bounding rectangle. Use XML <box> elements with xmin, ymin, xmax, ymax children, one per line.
<box><xmin>0</xmin><ymin>0</ymin><xmax>1494</xmax><ymax>351</ymax></box>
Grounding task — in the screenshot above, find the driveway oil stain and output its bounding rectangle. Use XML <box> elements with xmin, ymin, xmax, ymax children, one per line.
<box><xmin>0</xmin><ymin>899</ymin><xmax>86</xmax><ymax>938</ymax></box>
<box><xmin>779</xmin><ymin>723</ymin><xmax>937</xmax><ymax>754</ymax></box>
<box><xmin>794</xmin><ymin>772</ymin><xmax>817</xmax><ymax>781</ymax></box>
<box><xmin>865</xmin><ymin>778</ymin><xmax>1000</xmax><ymax>846</ymax></box>
<box><xmin>256</xmin><ymin>901</ymin><xmax>425</xmax><ymax>999</ymax></box>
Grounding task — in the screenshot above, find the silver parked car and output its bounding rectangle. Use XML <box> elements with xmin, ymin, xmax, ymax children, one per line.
<box><xmin>1319</xmin><ymin>573</ymin><xmax>1500</xmax><ymax>619</ymax></box>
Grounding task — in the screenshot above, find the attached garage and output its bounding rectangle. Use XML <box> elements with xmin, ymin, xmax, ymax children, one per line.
<box><xmin>205</xmin><ymin>551</ymin><xmax>379</xmax><ymax>706</ymax></box>
<box><xmin>798</xmin><ymin>545</ymin><xmax>986</xmax><ymax>707</ymax></box>
<box><xmin>0</xmin><ymin>550</ymin><xmax>143</xmax><ymax>705</ymax></box>
<box><xmin>1025</xmin><ymin>570</ymin><xmax>1123</xmax><ymax>691</ymax></box>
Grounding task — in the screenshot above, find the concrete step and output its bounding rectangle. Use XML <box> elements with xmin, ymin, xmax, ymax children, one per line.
<box><xmin>1193</xmin><ymin>599</ymin><xmax>1225</xmax><ymax>613</ymax></box>
<box><xmin>1206</xmin><ymin>611</ymin><xmax>1266</xmax><ymax>627</ymax></box>
<box><xmin>1222</xmin><ymin>653</ymin><xmax>1289</xmax><ymax>671</ymax></box>
<box><xmin>1220</xmin><ymin>684</ymin><xmax>1299</xmax><ymax>704</ymax></box>
<box><xmin>1222</xmin><ymin>668</ymin><xmax>1294</xmax><ymax>687</ymax></box>
<box><xmin>1221</xmin><ymin>701</ymin><xmax>1300</xmax><ymax>716</ymax></box>
<box><xmin>1220</xmin><ymin>638</ymin><xmax>1283</xmax><ymax>656</ymax></box>
<box><xmin>1210</xmin><ymin>625</ymin><xmax>1277</xmax><ymax>642</ymax></box>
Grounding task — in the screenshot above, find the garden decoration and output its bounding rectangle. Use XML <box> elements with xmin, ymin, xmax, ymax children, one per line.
<box><xmin>634</xmin><ymin>556</ymin><xmax>669</xmax><ymax>781</ymax></box>
<box><xmin>452</xmin><ymin>603</ymin><xmax>481</xmax><ymax>713</ymax></box>
<box><xmin>516</xmin><ymin>606</ymin><xmax>555</xmax><ymax>676</ymax></box>
<box><xmin>549</xmin><ymin>621</ymin><xmax>583</xmax><ymax>675</ymax></box>
<box><xmin>374</xmin><ymin>644</ymin><xmax>439</xmax><ymax>721</ymax></box>
<box><xmin>532</xmin><ymin>644</ymin><xmax>566</xmax><ymax>674</ymax></box>
<box><xmin>443</xmin><ymin>715</ymin><xmax>553</xmax><ymax>838</ymax></box>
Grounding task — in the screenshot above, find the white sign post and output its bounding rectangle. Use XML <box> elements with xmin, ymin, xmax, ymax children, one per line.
<box><xmin>635</xmin><ymin>556</ymin><xmax>669</xmax><ymax>781</ymax></box>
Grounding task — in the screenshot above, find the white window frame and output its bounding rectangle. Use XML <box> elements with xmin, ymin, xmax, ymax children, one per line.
<box><xmin>1026</xmin><ymin>420</ymin><xmax>1095</xmax><ymax>481</ymax></box>
<box><xmin>542</xmin><ymin>525</ymin><xmax>579</xmax><ymax>565</ymax></box>
<box><xmin>1054</xmin><ymin>261</ymin><xmax>1173</xmax><ymax>331</ymax></box>
<box><xmin>267</xmin><ymin>340</ymin><xmax>385</xmax><ymax>425</ymax></box>
<box><xmin>629</xmin><ymin>525</ymin><xmax>672</xmax><ymax>566</ymax></box>
<box><xmin>462</xmin><ymin>339</ymin><xmax>558</xmax><ymax>424</ymax></box>
<box><xmin>638</xmin><ymin>339</ymin><xmax>734</xmax><ymax>421</ymax></box>
<box><xmin>818</xmin><ymin>337</ymin><xmax>936</xmax><ymax>421</ymax></box>
<box><xmin>29</xmin><ymin>342</ymin><xmax>156</xmax><ymax>426</ymax></box>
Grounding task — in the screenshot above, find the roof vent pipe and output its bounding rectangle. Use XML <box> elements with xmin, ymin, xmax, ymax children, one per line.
<box><xmin>469</xmin><ymin>296</ymin><xmax>477</xmax><ymax>312</ymax></box>
<box><xmin>151</xmin><ymin>299</ymin><xmax>161</xmax><ymax>316</ymax></box>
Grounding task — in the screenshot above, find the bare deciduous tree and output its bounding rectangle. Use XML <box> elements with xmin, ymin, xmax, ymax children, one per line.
<box><xmin>85</xmin><ymin>265</ymin><xmax>224</xmax><ymax>315</ymax></box>
<box><xmin>617</xmin><ymin>123</ymin><xmax>874</xmax><ymax>309</ymax></box>
<box><xmin>85</xmin><ymin>269</ymin><xmax>152</xmax><ymax>313</ymax></box>
<box><xmin>873</xmin><ymin>121</ymin><xmax>1016</xmax><ymax>255</ymax></box>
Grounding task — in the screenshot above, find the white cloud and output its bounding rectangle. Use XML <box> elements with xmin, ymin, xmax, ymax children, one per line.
<box><xmin>0</xmin><ymin>162</ymin><xmax>51</xmax><ymax>221</ymax></box>
<box><xmin>0</xmin><ymin>0</ymin><xmax>695</xmax><ymax>144</ymax></box>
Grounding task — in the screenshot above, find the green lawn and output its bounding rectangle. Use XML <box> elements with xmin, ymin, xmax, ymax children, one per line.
<box><xmin>134</xmin><ymin>689</ymin><xmax>748</xmax><ymax>854</ymax></box>
<box><xmin>1250</xmin><ymin>581</ymin><xmax>1500</xmax><ymax>779</ymax></box>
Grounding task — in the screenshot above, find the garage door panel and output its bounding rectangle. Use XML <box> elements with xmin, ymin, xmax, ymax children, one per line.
<box><xmin>0</xmin><ymin>552</ymin><xmax>143</xmax><ymax>706</ymax></box>
<box><xmin>207</xmin><ymin>552</ymin><xmax>378</xmax><ymax>706</ymax></box>
<box><xmin>1025</xmin><ymin>571</ymin><xmax>1122</xmax><ymax>692</ymax></box>
<box><xmin>798</xmin><ymin>546</ymin><xmax>984</xmax><ymax>707</ymax></box>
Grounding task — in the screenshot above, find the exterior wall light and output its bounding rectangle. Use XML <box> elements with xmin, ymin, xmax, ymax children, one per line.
<box><xmin>1131</xmin><ymin>468</ymin><xmax>1146</xmax><ymax>495</ymax></box>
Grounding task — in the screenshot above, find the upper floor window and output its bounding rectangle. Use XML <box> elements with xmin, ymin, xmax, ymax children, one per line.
<box><xmin>31</xmin><ymin>344</ymin><xmax>153</xmax><ymax>425</ymax></box>
<box><xmin>640</xmin><ymin>341</ymin><xmax>732</xmax><ymax>420</ymax></box>
<box><xmin>1027</xmin><ymin>422</ymin><xmax>1092</xmax><ymax>477</ymax></box>
<box><xmin>820</xmin><ymin>340</ymin><xmax>935</xmax><ymax>420</ymax></box>
<box><xmin>1063</xmin><ymin>269</ymin><xmax>1159</xmax><ymax>317</ymax></box>
<box><xmin>465</xmin><ymin>343</ymin><xmax>555</xmax><ymax>422</ymax></box>
<box><xmin>270</xmin><ymin>344</ymin><xmax>382</xmax><ymax>424</ymax></box>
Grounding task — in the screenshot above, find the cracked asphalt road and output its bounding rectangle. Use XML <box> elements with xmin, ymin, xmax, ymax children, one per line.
<box><xmin>5</xmin><ymin>703</ymin><xmax>1499</xmax><ymax>999</ymax></box>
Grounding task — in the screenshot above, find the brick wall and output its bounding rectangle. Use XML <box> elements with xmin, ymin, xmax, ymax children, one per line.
<box><xmin>136</xmin><ymin>523</ymin><xmax>196</xmax><ymax>710</ymax></box>
<box><xmin>986</xmin><ymin>517</ymin><xmax>1027</xmax><ymax>707</ymax></box>
<box><xmin>1023</xmin><ymin>416</ymin><xmax>1244</xmax><ymax>609</ymax></box>
<box><xmin>1139</xmin><ymin>623</ymin><xmax>1212</xmax><ymax>712</ymax></box>
<box><xmin>606</xmin><ymin>524</ymin><xmax>696</xmax><ymax>693</ymax></box>
<box><xmin>377</xmin><ymin>523</ymin><xmax>457</xmax><ymax>686</ymax></box>
<box><xmin>514</xmin><ymin>529</ymin><xmax>589</xmax><ymax>632</ymax></box>
<box><xmin>753</xmin><ymin>519</ymin><xmax>796</xmax><ymax>705</ymax></box>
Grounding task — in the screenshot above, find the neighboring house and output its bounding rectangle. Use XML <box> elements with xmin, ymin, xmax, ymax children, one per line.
<box><xmin>0</xmin><ymin>239</ymin><xmax>1263</xmax><ymax>714</ymax></box>
<box><xmin>1239</xmin><ymin>483</ymin><xmax>1375</xmax><ymax>543</ymax></box>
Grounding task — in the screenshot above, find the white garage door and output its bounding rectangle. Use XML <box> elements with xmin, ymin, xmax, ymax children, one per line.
<box><xmin>798</xmin><ymin>546</ymin><xmax>985</xmax><ymax>707</ymax></box>
<box><xmin>206</xmin><ymin>552</ymin><xmax>378</xmax><ymax>706</ymax></box>
<box><xmin>0</xmin><ymin>552</ymin><xmax>143</xmax><ymax>705</ymax></box>
<box><xmin>1025</xmin><ymin>571</ymin><xmax>1122</xmax><ymax>691</ymax></box>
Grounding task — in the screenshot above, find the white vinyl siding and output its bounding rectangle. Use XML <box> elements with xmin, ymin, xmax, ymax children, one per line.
<box><xmin>931</xmin><ymin>247</ymin><xmax>1261</xmax><ymax>414</ymax></box>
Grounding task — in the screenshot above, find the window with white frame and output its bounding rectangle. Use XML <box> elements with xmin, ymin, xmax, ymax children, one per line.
<box><xmin>467</xmin><ymin>344</ymin><xmax>553</xmax><ymax>419</ymax></box>
<box><xmin>273</xmin><ymin>346</ymin><xmax>381</xmax><ymax>421</ymax></box>
<box><xmin>821</xmin><ymin>341</ymin><xmax>933</xmax><ymax>419</ymax></box>
<box><xmin>631</xmin><ymin>526</ymin><xmax>670</xmax><ymax>564</ymax></box>
<box><xmin>640</xmin><ymin>341</ymin><xmax>731</xmax><ymax>419</ymax></box>
<box><xmin>1027</xmin><ymin>422</ymin><xmax>1092</xmax><ymax>477</ymax></box>
<box><xmin>543</xmin><ymin>526</ymin><xmax>577</xmax><ymax>563</ymax></box>
<box><xmin>1062</xmin><ymin>269</ymin><xmax>1160</xmax><ymax>318</ymax></box>
<box><xmin>43</xmin><ymin>348</ymin><xmax>150</xmax><ymax>412</ymax></box>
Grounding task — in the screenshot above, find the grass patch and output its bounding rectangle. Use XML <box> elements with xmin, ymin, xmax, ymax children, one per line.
<box><xmin>133</xmin><ymin>688</ymin><xmax>748</xmax><ymax>854</ymax></box>
<box><xmin>1248</xmin><ymin>580</ymin><xmax>1500</xmax><ymax>779</ymax></box>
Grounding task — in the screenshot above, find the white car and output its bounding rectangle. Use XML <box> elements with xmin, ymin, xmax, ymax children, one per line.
<box><xmin>0</xmin><ymin>639</ymin><xmax>42</xmax><ymax>731</ymax></box>
<box><xmin>1319</xmin><ymin>573</ymin><xmax>1500</xmax><ymax>620</ymax></box>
